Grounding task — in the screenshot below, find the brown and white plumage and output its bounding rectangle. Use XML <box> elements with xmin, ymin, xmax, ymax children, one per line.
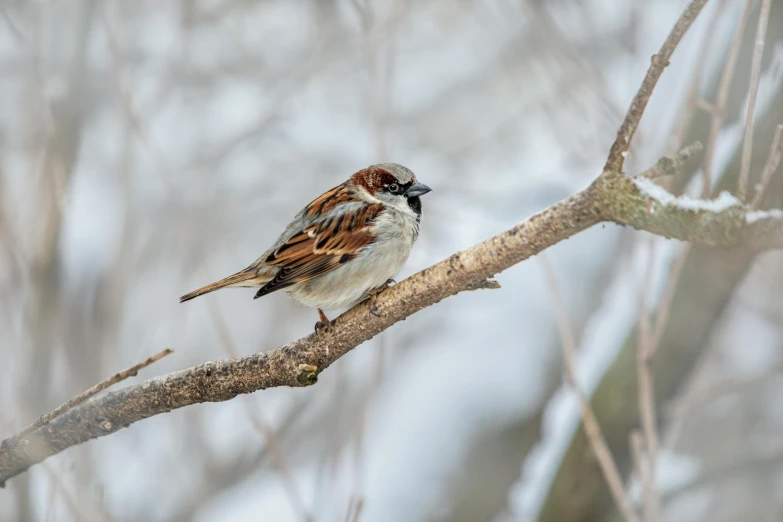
<box><xmin>180</xmin><ymin>163</ymin><xmax>431</xmax><ymax>326</ymax></box>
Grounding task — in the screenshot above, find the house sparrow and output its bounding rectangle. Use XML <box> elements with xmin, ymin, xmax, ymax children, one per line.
<box><xmin>180</xmin><ymin>163</ymin><xmax>431</xmax><ymax>331</ymax></box>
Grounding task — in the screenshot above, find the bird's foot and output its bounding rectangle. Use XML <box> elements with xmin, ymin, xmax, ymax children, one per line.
<box><xmin>367</xmin><ymin>280</ymin><xmax>394</xmax><ymax>317</ymax></box>
<box><xmin>314</xmin><ymin>308</ymin><xmax>330</xmax><ymax>335</ymax></box>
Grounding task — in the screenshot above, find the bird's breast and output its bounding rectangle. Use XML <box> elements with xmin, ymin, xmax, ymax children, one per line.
<box><xmin>286</xmin><ymin>208</ymin><xmax>419</xmax><ymax>310</ymax></box>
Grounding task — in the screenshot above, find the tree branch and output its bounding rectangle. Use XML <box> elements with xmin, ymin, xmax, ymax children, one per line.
<box><xmin>0</xmin><ymin>189</ymin><xmax>604</xmax><ymax>486</ymax></box>
<box><xmin>640</xmin><ymin>141</ymin><xmax>702</xmax><ymax>179</ymax></box>
<box><xmin>603</xmin><ymin>0</ymin><xmax>708</xmax><ymax>174</ymax></box>
<box><xmin>0</xmin><ymin>348</ymin><xmax>173</xmax><ymax>456</ymax></box>
<box><xmin>598</xmin><ymin>171</ymin><xmax>783</xmax><ymax>249</ymax></box>
<box><xmin>2</xmin><ymin>0</ymin><xmax>782</xmax><ymax>492</ymax></box>
<box><xmin>2</xmin><ymin>159</ymin><xmax>781</xmax><ymax>485</ymax></box>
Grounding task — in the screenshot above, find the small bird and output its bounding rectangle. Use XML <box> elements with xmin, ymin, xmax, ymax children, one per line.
<box><xmin>180</xmin><ymin>163</ymin><xmax>432</xmax><ymax>331</ymax></box>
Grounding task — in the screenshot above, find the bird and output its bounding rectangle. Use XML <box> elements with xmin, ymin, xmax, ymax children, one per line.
<box><xmin>180</xmin><ymin>163</ymin><xmax>432</xmax><ymax>332</ymax></box>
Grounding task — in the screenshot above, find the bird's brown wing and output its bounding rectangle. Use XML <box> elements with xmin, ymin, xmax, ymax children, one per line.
<box><xmin>254</xmin><ymin>203</ymin><xmax>384</xmax><ymax>298</ymax></box>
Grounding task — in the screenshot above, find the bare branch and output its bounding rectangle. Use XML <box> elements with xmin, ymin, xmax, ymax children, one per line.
<box><xmin>542</xmin><ymin>257</ymin><xmax>640</xmax><ymax>522</ymax></box>
<box><xmin>2</xmin><ymin>0</ymin><xmax>782</xmax><ymax>493</ymax></box>
<box><xmin>629</xmin><ymin>430</ymin><xmax>654</xmax><ymax>521</ymax></box>
<box><xmin>2</xmin><ymin>147</ymin><xmax>782</xmax><ymax>489</ymax></box>
<box><xmin>669</xmin><ymin>0</ymin><xmax>728</xmax><ymax>153</ymax></box>
<box><xmin>650</xmin><ymin>245</ymin><xmax>691</xmax><ymax>350</ymax></box>
<box><xmin>751</xmin><ymin>124</ymin><xmax>783</xmax><ymax>208</ymax></box>
<box><xmin>0</xmin><ymin>190</ymin><xmax>605</xmax><ymax>485</ymax></box>
<box><xmin>597</xmin><ymin>169</ymin><xmax>783</xmax><ymax>250</ymax></box>
<box><xmin>635</xmin><ymin>242</ymin><xmax>661</xmax><ymax>522</ymax></box>
<box><xmin>640</xmin><ymin>141</ymin><xmax>703</xmax><ymax>179</ymax></box>
<box><xmin>0</xmin><ymin>348</ymin><xmax>173</xmax><ymax>457</ymax></box>
<box><xmin>604</xmin><ymin>0</ymin><xmax>708</xmax><ymax>174</ymax></box>
<box><xmin>634</xmin><ymin>237</ymin><xmax>691</xmax><ymax>522</ymax></box>
<box><xmin>738</xmin><ymin>0</ymin><xmax>773</xmax><ymax>201</ymax></box>
<box><xmin>702</xmin><ymin>0</ymin><xmax>754</xmax><ymax>196</ymax></box>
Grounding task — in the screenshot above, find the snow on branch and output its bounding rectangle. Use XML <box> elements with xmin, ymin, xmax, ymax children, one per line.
<box><xmin>595</xmin><ymin>163</ymin><xmax>783</xmax><ymax>250</ymax></box>
<box><xmin>633</xmin><ymin>177</ymin><xmax>741</xmax><ymax>213</ymax></box>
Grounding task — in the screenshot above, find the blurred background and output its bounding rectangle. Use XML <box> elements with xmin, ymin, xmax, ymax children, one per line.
<box><xmin>1</xmin><ymin>0</ymin><xmax>782</xmax><ymax>521</ymax></box>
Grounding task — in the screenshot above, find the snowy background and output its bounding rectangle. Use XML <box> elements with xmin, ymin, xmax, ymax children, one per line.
<box><xmin>1</xmin><ymin>1</ymin><xmax>782</xmax><ymax>521</ymax></box>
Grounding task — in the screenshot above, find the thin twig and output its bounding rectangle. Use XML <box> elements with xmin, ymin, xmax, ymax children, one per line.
<box><xmin>633</xmin><ymin>237</ymin><xmax>694</xmax><ymax>522</ymax></box>
<box><xmin>640</xmin><ymin>142</ymin><xmax>703</xmax><ymax>179</ymax></box>
<box><xmin>651</xmin><ymin>245</ymin><xmax>691</xmax><ymax>350</ymax></box>
<box><xmin>41</xmin><ymin>463</ymin><xmax>91</xmax><ymax>522</ymax></box>
<box><xmin>636</xmin><ymin>240</ymin><xmax>661</xmax><ymax>522</ymax></box>
<box><xmin>345</xmin><ymin>496</ymin><xmax>365</xmax><ymax>522</ymax></box>
<box><xmin>667</xmin><ymin>360</ymin><xmax>783</xmax><ymax>418</ymax></box>
<box><xmin>604</xmin><ymin>0</ymin><xmax>708</xmax><ymax>174</ymax></box>
<box><xmin>541</xmin><ymin>257</ymin><xmax>640</xmax><ymax>522</ymax></box>
<box><xmin>629</xmin><ymin>430</ymin><xmax>654</xmax><ymax>518</ymax></box>
<box><xmin>751</xmin><ymin>124</ymin><xmax>783</xmax><ymax>208</ymax></box>
<box><xmin>695</xmin><ymin>98</ymin><xmax>716</xmax><ymax>114</ymax></box>
<box><xmin>702</xmin><ymin>0</ymin><xmax>753</xmax><ymax>196</ymax></box>
<box><xmin>0</xmin><ymin>348</ymin><xmax>173</xmax><ymax>455</ymax></box>
<box><xmin>633</xmin><ymin>242</ymin><xmax>691</xmax><ymax>521</ymax></box>
<box><xmin>738</xmin><ymin>0</ymin><xmax>773</xmax><ymax>201</ymax></box>
<box><xmin>669</xmin><ymin>0</ymin><xmax>728</xmax><ymax>154</ymax></box>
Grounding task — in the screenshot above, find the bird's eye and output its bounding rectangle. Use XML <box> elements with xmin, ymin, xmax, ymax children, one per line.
<box><xmin>387</xmin><ymin>183</ymin><xmax>400</xmax><ymax>194</ymax></box>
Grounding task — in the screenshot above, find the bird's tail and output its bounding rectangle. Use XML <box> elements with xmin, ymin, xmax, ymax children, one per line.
<box><xmin>180</xmin><ymin>269</ymin><xmax>266</xmax><ymax>303</ymax></box>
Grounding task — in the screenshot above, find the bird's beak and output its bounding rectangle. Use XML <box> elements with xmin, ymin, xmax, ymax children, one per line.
<box><xmin>406</xmin><ymin>181</ymin><xmax>432</xmax><ymax>198</ymax></box>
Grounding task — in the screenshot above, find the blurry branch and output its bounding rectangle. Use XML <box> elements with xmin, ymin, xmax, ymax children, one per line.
<box><xmin>41</xmin><ymin>463</ymin><xmax>88</xmax><ymax>522</ymax></box>
<box><xmin>103</xmin><ymin>4</ymin><xmax>177</xmax><ymax>198</ymax></box>
<box><xmin>0</xmin><ymin>349</ymin><xmax>173</xmax><ymax>456</ymax></box>
<box><xmin>738</xmin><ymin>0</ymin><xmax>772</xmax><ymax>201</ymax></box>
<box><xmin>628</xmin><ymin>430</ymin><xmax>654</xmax><ymax>521</ymax></box>
<box><xmin>15</xmin><ymin>2</ymin><xmax>97</xmax><ymax>518</ymax></box>
<box><xmin>41</xmin><ymin>461</ymin><xmax>113</xmax><ymax>522</ymax></box>
<box><xmin>542</xmin><ymin>258</ymin><xmax>639</xmax><ymax>522</ymax></box>
<box><xmin>752</xmin><ymin>124</ymin><xmax>783</xmax><ymax>208</ymax></box>
<box><xmin>641</xmin><ymin>142</ymin><xmax>702</xmax><ymax>179</ymax></box>
<box><xmin>649</xmin><ymin>246</ymin><xmax>690</xmax><ymax>350</ymax></box>
<box><xmin>667</xmin><ymin>360</ymin><xmax>783</xmax><ymax>419</ymax></box>
<box><xmin>540</xmin><ymin>0</ymin><xmax>783</xmax><ymax>519</ymax></box>
<box><xmin>669</xmin><ymin>0</ymin><xmax>727</xmax><ymax>153</ymax></box>
<box><xmin>524</xmin><ymin>0</ymin><xmax>623</xmax><ymax>122</ymax></box>
<box><xmin>702</xmin><ymin>0</ymin><xmax>753</xmax><ymax>196</ymax></box>
<box><xmin>1</xmin><ymin>0</ymin><xmax>783</xmax><ymax>488</ymax></box>
<box><xmin>171</xmin><ymin>403</ymin><xmax>306</xmax><ymax>522</ymax></box>
<box><xmin>634</xmin><ymin>240</ymin><xmax>691</xmax><ymax>522</ymax></box>
<box><xmin>635</xmin><ymin>243</ymin><xmax>661</xmax><ymax>522</ymax></box>
<box><xmin>208</xmin><ymin>302</ymin><xmax>312</xmax><ymax>522</ymax></box>
<box><xmin>660</xmin><ymin>447</ymin><xmax>783</xmax><ymax>507</ymax></box>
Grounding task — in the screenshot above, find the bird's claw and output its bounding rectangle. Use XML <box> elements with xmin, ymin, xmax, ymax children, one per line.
<box><xmin>314</xmin><ymin>321</ymin><xmax>330</xmax><ymax>335</ymax></box>
<box><xmin>315</xmin><ymin>309</ymin><xmax>330</xmax><ymax>335</ymax></box>
<box><xmin>366</xmin><ymin>281</ymin><xmax>393</xmax><ymax>318</ymax></box>
<box><xmin>369</xmin><ymin>299</ymin><xmax>381</xmax><ymax>317</ymax></box>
